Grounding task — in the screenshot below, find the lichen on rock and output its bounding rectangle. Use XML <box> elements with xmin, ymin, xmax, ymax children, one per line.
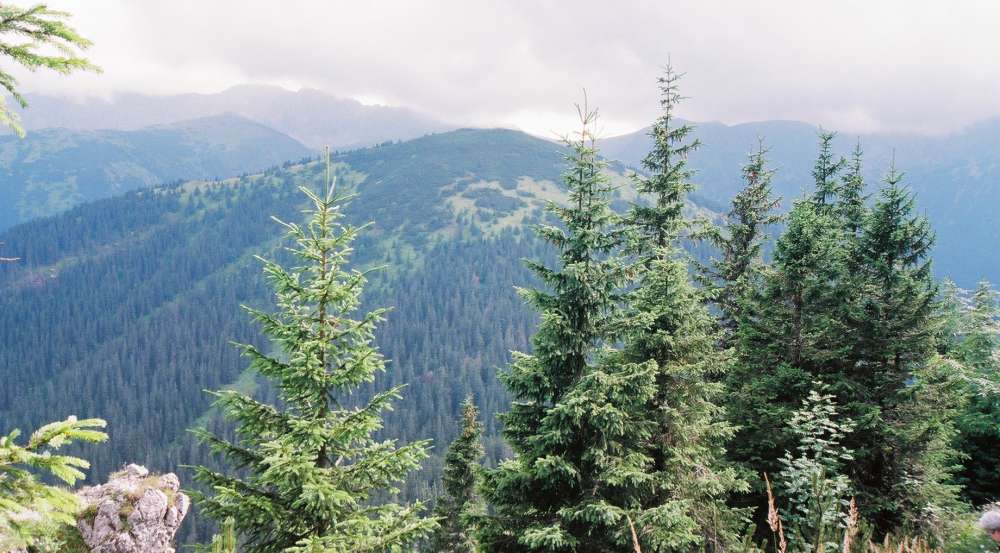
<box><xmin>75</xmin><ymin>464</ymin><xmax>189</xmax><ymax>553</ymax></box>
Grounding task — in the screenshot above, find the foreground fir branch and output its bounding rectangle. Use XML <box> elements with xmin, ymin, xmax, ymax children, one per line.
<box><xmin>0</xmin><ymin>416</ymin><xmax>107</xmax><ymax>551</ymax></box>
<box><xmin>190</xmin><ymin>178</ymin><xmax>435</xmax><ymax>553</ymax></box>
<box><xmin>0</xmin><ymin>3</ymin><xmax>100</xmax><ymax>136</ymax></box>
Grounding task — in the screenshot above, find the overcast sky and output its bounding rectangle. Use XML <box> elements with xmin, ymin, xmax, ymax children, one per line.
<box><xmin>11</xmin><ymin>1</ymin><xmax>1000</xmax><ymax>137</ymax></box>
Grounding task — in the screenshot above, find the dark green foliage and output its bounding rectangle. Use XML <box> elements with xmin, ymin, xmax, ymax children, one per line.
<box><xmin>463</xmin><ymin>187</ymin><xmax>528</xmax><ymax>212</ymax></box>
<box><xmin>479</xmin><ymin>107</ymin><xmax>659</xmax><ymax>552</ymax></box>
<box><xmin>846</xmin><ymin>163</ymin><xmax>936</xmax><ymax>389</ymax></box>
<box><xmin>190</xmin><ymin>183</ymin><xmax>435</xmax><ymax>552</ymax></box>
<box><xmin>727</xmin><ymin>198</ymin><xmax>846</xmax><ymax>475</ymax></box>
<box><xmin>837</xmin><ymin>140</ymin><xmax>868</xmax><ymax>236</ymax></box>
<box><xmin>699</xmin><ymin>140</ymin><xmax>782</xmax><ymax>341</ymax></box>
<box><xmin>430</xmin><ymin>397</ymin><xmax>485</xmax><ymax>553</ymax></box>
<box><xmin>810</xmin><ymin>131</ymin><xmax>846</xmax><ymax>208</ymax></box>
<box><xmin>728</xmin><ymin>136</ymin><xmax>961</xmax><ymax>539</ymax></box>
<box><xmin>951</xmin><ymin>281</ymin><xmax>1000</xmax><ymax>506</ymax></box>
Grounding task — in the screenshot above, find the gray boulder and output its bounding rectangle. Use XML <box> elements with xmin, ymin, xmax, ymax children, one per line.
<box><xmin>75</xmin><ymin>464</ymin><xmax>190</xmax><ymax>553</ymax></box>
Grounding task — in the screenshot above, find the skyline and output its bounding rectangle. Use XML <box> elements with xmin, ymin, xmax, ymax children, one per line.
<box><xmin>8</xmin><ymin>1</ymin><xmax>1000</xmax><ymax>138</ymax></box>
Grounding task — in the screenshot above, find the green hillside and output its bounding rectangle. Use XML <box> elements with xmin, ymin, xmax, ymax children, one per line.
<box><xmin>0</xmin><ymin>113</ymin><xmax>313</xmax><ymax>230</ymax></box>
<box><xmin>0</xmin><ymin>128</ymin><xmax>651</xmax><ymax>543</ymax></box>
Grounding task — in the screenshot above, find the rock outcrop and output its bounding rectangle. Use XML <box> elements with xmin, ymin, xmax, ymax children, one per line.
<box><xmin>75</xmin><ymin>464</ymin><xmax>190</xmax><ymax>553</ymax></box>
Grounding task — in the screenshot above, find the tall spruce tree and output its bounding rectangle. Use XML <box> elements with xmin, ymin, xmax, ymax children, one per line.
<box><xmin>430</xmin><ymin>397</ymin><xmax>485</xmax><ymax>553</ymax></box>
<box><xmin>847</xmin><ymin>162</ymin><xmax>936</xmax><ymax>392</ymax></box>
<box><xmin>619</xmin><ymin>65</ymin><xmax>747</xmax><ymax>552</ymax></box>
<box><xmin>699</xmin><ymin>139</ymin><xmax>782</xmax><ymax>342</ymax></box>
<box><xmin>191</xmin><ymin>177</ymin><xmax>436</xmax><ymax>552</ymax></box>
<box><xmin>839</xmin><ymin>161</ymin><xmax>960</xmax><ymax>535</ymax></box>
<box><xmin>629</xmin><ymin>64</ymin><xmax>698</xmax><ymax>249</ymax></box>
<box><xmin>953</xmin><ymin>280</ymin><xmax>1000</xmax><ymax>505</ymax></box>
<box><xmin>479</xmin><ymin>102</ymin><xmax>659</xmax><ymax>552</ymax></box>
<box><xmin>810</xmin><ymin>131</ymin><xmax>846</xmax><ymax>208</ymax></box>
<box><xmin>837</xmin><ymin>140</ymin><xmax>868</xmax><ymax>236</ymax></box>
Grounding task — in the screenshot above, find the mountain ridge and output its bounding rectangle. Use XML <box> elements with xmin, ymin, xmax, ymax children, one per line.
<box><xmin>15</xmin><ymin>85</ymin><xmax>452</xmax><ymax>149</ymax></box>
<box><xmin>0</xmin><ymin>113</ymin><xmax>313</xmax><ymax>231</ymax></box>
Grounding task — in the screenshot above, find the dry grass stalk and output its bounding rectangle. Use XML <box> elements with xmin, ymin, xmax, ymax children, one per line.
<box><xmin>764</xmin><ymin>473</ymin><xmax>787</xmax><ymax>553</ymax></box>
<box><xmin>866</xmin><ymin>534</ymin><xmax>939</xmax><ymax>553</ymax></box>
<box><xmin>842</xmin><ymin>497</ymin><xmax>859</xmax><ymax>553</ymax></box>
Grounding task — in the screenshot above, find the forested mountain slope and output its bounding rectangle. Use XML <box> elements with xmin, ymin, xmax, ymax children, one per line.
<box><xmin>0</xmin><ymin>113</ymin><xmax>313</xmax><ymax>231</ymax></box>
<box><xmin>0</xmin><ymin>128</ymin><xmax>674</xmax><ymax>542</ymax></box>
<box><xmin>603</xmin><ymin>119</ymin><xmax>1000</xmax><ymax>287</ymax></box>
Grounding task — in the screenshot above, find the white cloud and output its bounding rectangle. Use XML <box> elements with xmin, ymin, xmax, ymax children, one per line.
<box><xmin>9</xmin><ymin>0</ymin><xmax>1000</xmax><ymax>136</ymax></box>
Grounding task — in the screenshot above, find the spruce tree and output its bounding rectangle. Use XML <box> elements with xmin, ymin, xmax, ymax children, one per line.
<box><xmin>191</xmin><ymin>178</ymin><xmax>436</xmax><ymax>553</ymax></box>
<box><xmin>810</xmin><ymin>131</ymin><xmax>846</xmax><ymax>208</ymax></box>
<box><xmin>957</xmin><ymin>281</ymin><xmax>998</xmax><ymax>371</ymax></box>
<box><xmin>430</xmin><ymin>397</ymin><xmax>485</xmax><ymax>553</ymax></box>
<box><xmin>629</xmin><ymin>64</ymin><xmax>698</xmax><ymax>249</ymax></box>
<box><xmin>479</xmin><ymin>102</ymin><xmax>658</xmax><ymax>552</ymax></box>
<box><xmin>842</xmin><ymin>162</ymin><xmax>958</xmax><ymax>534</ymax></box>
<box><xmin>837</xmin><ymin>140</ymin><xmax>868</xmax><ymax>236</ymax></box>
<box><xmin>727</xmin><ymin>198</ymin><xmax>846</xmax><ymax>475</ymax></box>
<box><xmin>726</xmin><ymin>136</ymin><xmax>853</xmax><ymax>524</ymax></box>
<box><xmin>953</xmin><ymin>280</ymin><xmax>1000</xmax><ymax>505</ymax></box>
<box><xmin>848</xmin><ymin>162</ymin><xmax>936</xmax><ymax>391</ymax></box>
<box><xmin>699</xmin><ymin>139</ymin><xmax>782</xmax><ymax>342</ymax></box>
<box><xmin>932</xmin><ymin>279</ymin><xmax>965</xmax><ymax>356</ymax></box>
<box><xmin>621</xmin><ymin>65</ymin><xmax>746</xmax><ymax>552</ymax></box>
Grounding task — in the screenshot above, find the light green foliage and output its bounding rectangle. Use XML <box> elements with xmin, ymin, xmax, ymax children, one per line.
<box><xmin>429</xmin><ymin>397</ymin><xmax>485</xmax><ymax>553</ymax></box>
<box><xmin>776</xmin><ymin>385</ymin><xmax>855</xmax><ymax>553</ymax></box>
<box><xmin>200</xmin><ymin>517</ymin><xmax>239</xmax><ymax>553</ymax></box>
<box><xmin>0</xmin><ymin>3</ymin><xmax>99</xmax><ymax>136</ymax></box>
<box><xmin>0</xmin><ymin>416</ymin><xmax>107</xmax><ymax>551</ymax></box>
<box><xmin>622</xmin><ymin>65</ymin><xmax>747</xmax><ymax>552</ymax></box>
<box><xmin>190</xmin><ymin>178</ymin><xmax>435</xmax><ymax>552</ymax></box>
<box><xmin>479</xmin><ymin>103</ymin><xmax>660</xmax><ymax>552</ymax></box>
